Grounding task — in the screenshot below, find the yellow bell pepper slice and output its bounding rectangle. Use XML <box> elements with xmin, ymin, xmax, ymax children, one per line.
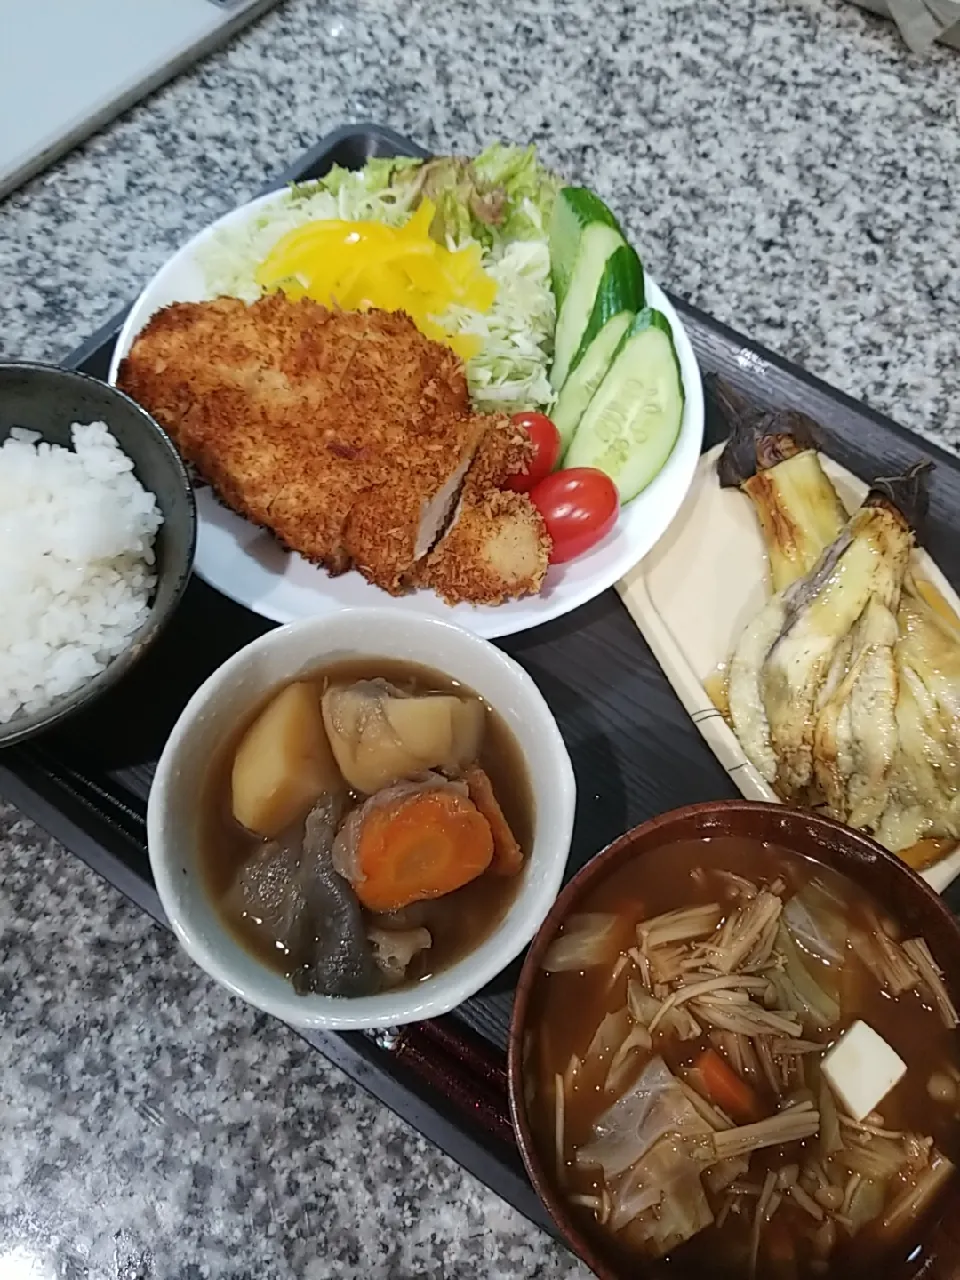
<box><xmin>397</xmin><ymin>198</ymin><xmax>436</xmax><ymax>240</ymax></box>
<box><xmin>253</xmin><ymin>196</ymin><xmax>496</xmax><ymax>360</ymax></box>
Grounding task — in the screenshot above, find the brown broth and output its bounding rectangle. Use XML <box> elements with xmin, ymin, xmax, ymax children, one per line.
<box><xmin>528</xmin><ymin>836</ymin><xmax>960</xmax><ymax>1279</ymax></box>
<box><xmin>199</xmin><ymin>658</ymin><xmax>534</xmax><ymax>988</ymax></box>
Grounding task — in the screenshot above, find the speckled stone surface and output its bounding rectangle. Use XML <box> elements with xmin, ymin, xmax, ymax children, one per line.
<box><xmin>0</xmin><ymin>800</ymin><xmax>585</xmax><ymax>1280</ymax></box>
<box><xmin>1</xmin><ymin>0</ymin><xmax>959</xmax><ymax>1275</ymax></box>
<box><xmin>2</xmin><ymin>0</ymin><xmax>959</xmax><ymax>447</ymax></box>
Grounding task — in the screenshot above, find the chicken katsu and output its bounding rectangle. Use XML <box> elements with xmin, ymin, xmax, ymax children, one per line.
<box><xmin>117</xmin><ymin>295</ymin><xmax>550</xmax><ymax>602</ymax></box>
<box><xmin>414</xmin><ymin>489</ymin><xmax>551</xmax><ymax>606</ymax></box>
<box><xmin>412</xmin><ymin>413</ymin><xmax>551</xmax><ymax>605</ymax></box>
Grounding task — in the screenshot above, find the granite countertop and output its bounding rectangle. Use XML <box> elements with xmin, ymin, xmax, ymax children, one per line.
<box><xmin>1</xmin><ymin>0</ymin><xmax>958</xmax><ymax>1276</ymax></box>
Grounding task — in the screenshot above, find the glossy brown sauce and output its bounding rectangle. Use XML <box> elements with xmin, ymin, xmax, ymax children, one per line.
<box><xmin>199</xmin><ymin>658</ymin><xmax>535</xmax><ymax>986</ymax></box>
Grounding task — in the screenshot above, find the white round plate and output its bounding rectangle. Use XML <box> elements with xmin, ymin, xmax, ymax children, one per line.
<box><xmin>110</xmin><ymin>187</ymin><xmax>704</xmax><ymax>639</ymax></box>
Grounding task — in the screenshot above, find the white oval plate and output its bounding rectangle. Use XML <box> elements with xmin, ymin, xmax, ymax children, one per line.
<box><xmin>109</xmin><ymin>187</ymin><xmax>704</xmax><ymax>639</ymax></box>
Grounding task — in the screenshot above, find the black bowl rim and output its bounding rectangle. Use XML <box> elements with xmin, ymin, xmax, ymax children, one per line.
<box><xmin>0</xmin><ymin>361</ymin><xmax>197</xmax><ymax>747</ymax></box>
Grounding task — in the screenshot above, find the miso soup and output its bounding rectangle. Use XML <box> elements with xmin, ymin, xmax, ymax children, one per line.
<box><xmin>526</xmin><ymin>837</ymin><xmax>960</xmax><ymax>1278</ymax></box>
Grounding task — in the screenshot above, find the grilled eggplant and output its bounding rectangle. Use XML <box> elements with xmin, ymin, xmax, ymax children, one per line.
<box><xmin>876</xmin><ymin>590</ymin><xmax>960</xmax><ymax>851</ymax></box>
<box><xmin>713</xmin><ymin>376</ymin><xmax>847</xmax><ymax>592</ymax></box>
<box><xmin>712</xmin><ymin>376</ymin><xmax>960</xmax><ymax>861</ymax></box>
<box><xmin>813</xmin><ymin>595</ymin><xmax>899</xmax><ymax>831</ymax></box>
<box><xmin>731</xmin><ymin>486</ymin><xmax>914</xmax><ymax>803</ymax></box>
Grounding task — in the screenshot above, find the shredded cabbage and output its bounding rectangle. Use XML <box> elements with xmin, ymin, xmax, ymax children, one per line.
<box><xmin>197</xmin><ymin>148</ymin><xmax>557</xmax><ymax>413</ymax></box>
<box><xmin>445</xmin><ymin>231</ymin><xmax>555</xmax><ymax>413</ymax></box>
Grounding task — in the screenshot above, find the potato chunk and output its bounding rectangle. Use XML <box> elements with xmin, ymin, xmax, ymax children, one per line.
<box><xmin>231</xmin><ymin>682</ymin><xmax>341</xmax><ymax>837</ymax></box>
<box><xmin>384</xmin><ymin>695</ymin><xmax>484</xmax><ymax>773</ymax></box>
<box><xmin>322</xmin><ymin>680</ymin><xmax>485</xmax><ymax>794</ymax></box>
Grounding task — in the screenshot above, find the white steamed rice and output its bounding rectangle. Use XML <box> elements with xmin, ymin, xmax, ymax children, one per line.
<box><xmin>0</xmin><ymin>422</ymin><xmax>163</xmax><ymax>724</ymax></box>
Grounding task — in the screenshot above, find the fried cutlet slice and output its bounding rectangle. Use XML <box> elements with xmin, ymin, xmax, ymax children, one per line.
<box><xmin>118</xmin><ymin>296</ymin><xmax>381</xmax><ymax>441</ymax></box>
<box><xmin>416</xmin><ymin>489</ymin><xmax>551</xmax><ymax>606</ymax></box>
<box><xmin>462</xmin><ymin>414</ymin><xmax>534</xmax><ymax>495</ymax></box>
<box><xmin>119</xmin><ymin>295</ymin><xmax>470</xmax><ymax>423</ymax></box>
<box><xmin>343</xmin><ymin>415</ymin><xmax>488</xmax><ymax>594</ymax></box>
<box><xmin>117</xmin><ymin>296</ymin><xmax>476</xmax><ymax>577</ymax></box>
<box><xmin>344</xmin><ymin>411</ymin><xmax>537</xmax><ymax>596</ymax></box>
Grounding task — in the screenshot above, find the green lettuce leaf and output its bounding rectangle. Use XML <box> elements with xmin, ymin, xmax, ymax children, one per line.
<box><xmin>410</xmin><ymin>143</ymin><xmax>559</xmax><ymax>249</ymax></box>
<box><xmin>290</xmin><ymin>156</ymin><xmax>421</xmax><ymax>203</ymax></box>
<box><xmin>288</xmin><ymin>144</ymin><xmax>558</xmax><ymax>250</ymax></box>
<box><xmin>470</xmin><ymin>142</ymin><xmax>559</xmax><ymax>241</ymax></box>
<box><xmin>242</xmin><ymin>145</ymin><xmax>558</xmax><ymax>411</ymax></box>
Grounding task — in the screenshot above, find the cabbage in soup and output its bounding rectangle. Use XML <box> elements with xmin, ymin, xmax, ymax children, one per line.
<box><xmin>526</xmin><ymin>837</ymin><xmax>960</xmax><ymax>1278</ymax></box>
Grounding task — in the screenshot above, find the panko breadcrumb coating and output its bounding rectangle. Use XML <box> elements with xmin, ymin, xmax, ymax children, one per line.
<box><xmin>416</xmin><ymin>489</ymin><xmax>550</xmax><ymax>606</ymax></box>
<box><xmin>462</xmin><ymin>414</ymin><xmax>535</xmax><ymax>495</ymax></box>
<box><xmin>118</xmin><ymin>294</ymin><xmax>549</xmax><ymax>603</ymax></box>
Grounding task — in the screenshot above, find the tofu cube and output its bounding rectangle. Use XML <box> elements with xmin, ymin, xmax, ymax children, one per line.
<box><xmin>821</xmin><ymin>1020</ymin><xmax>906</xmax><ymax>1122</ymax></box>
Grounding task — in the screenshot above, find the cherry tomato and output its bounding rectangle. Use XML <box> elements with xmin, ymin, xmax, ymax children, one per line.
<box><xmin>529</xmin><ymin>468</ymin><xmax>619</xmax><ymax>564</ymax></box>
<box><xmin>505</xmin><ymin>411</ymin><xmax>561</xmax><ymax>492</ymax></box>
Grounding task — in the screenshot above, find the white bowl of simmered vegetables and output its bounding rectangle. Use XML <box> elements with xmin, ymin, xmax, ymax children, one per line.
<box><xmin>508</xmin><ymin>801</ymin><xmax>960</xmax><ymax>1280</ymax></box>
<box><xmin>147</xmin><ymin>609</ymin><xmax>575</xmax><ymax>1029</ymax></box>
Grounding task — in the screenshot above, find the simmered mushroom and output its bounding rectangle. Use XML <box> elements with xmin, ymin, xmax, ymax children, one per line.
<box><xmin>368</xmin><ymin>926</ymin><xmax>433</xmax><ymax>986</ymax></box>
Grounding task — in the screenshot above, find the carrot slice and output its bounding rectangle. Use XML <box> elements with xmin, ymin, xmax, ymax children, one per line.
<box><xmin>694</xmin><ymin>1048</ymin><xmax>763</xmax><ymax>1124</ymax></box>
<box><xmin>353</xmin><ymin>790</ymin><xmax>494</xmax><ymax>912</ymax></box>
<box><xmin>464</xmin><ymin>765</ymin><xmax>524</xmax><ymax>876</ymax></box>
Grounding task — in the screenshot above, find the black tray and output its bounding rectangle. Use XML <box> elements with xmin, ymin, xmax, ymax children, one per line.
<box><xmin>5</xmin><ymin>122</ymin><xmax>960</xmax><ymax>1236</ymax></box>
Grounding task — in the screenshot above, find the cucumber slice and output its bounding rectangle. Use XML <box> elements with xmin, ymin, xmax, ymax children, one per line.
<box><xmin>549</xmin><ymin>188</ymin><xmax>623</xmax><ymax>311</ymax></box>
<box><xmin>553</xmin><ymin>310</ymin><xmax>633</xmax><ymax>457</ymax></box>
<box><xmin>567</xmin><ymin>244</ymin><xmax>644</xmax><ymax>381</ymax></box>
<box><xmin>564</xmin><ymin>309</ymin><xmax>685</xmax><ymax>503</ymax></box>
<box><xmin>550</xmin><ymin>222</ymin><xmax>625</xmax><ymax>392</ymax></box>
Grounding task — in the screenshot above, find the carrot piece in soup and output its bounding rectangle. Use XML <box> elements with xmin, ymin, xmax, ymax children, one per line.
<box><xmin>353</xmin><ymin>790</ymin><xmax>494</xmax><ymax>912</ymax></box>
<box><xmin>694</xmin><ymin>1048</ymin><xmax>763</xmax><ymax>1124</ymax></box>
<box><xmin>464</xmin><ymin>764</ymin><xmax>524</xmax><ymax>876</ymax></box>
